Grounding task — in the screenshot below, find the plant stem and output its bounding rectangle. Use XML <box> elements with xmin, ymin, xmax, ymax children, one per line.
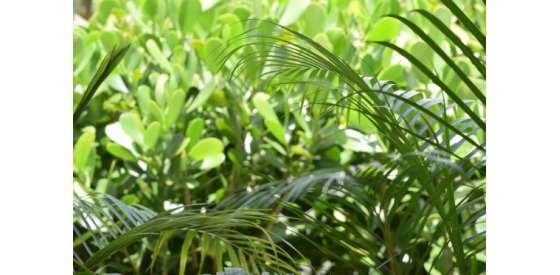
<box><xmin>162</xmin><ymin>241</ymin><xmax>168</xmax><ymax>275</ymax></box>
<box><xmin>123</xmin><ymin>247</ymin><xmax>141</xmax><ymax>275</ymax></box>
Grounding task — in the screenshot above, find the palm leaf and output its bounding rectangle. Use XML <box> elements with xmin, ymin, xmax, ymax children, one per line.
<box><xmin>73</xmin><ymin>41</ymin><xmax>131</xmax><ymax>125</ymax></box>
<box><xmin>73</xmin><ymin>194</ymin><xmax>303</xmax><ymax>274</ymax></box>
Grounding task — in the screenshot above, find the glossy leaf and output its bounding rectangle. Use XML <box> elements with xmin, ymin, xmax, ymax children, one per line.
<box><xmin>106</xmin><ymin>143</ymin><xmax>138</xmax><ymax>161</ymax></box>
<box><xmin>165</xmin><ymin>89</ymin><xmax>186</xmax><ymax>128</ymax></box>
<box><xmin>144</xmin><ymin>121</ymin><xmax>161</xmax><ymax>148</ymax></box>
<box><xmin>188</xmin><ymin>138</ymin><xmax>224</xmax><ymax>160</ymax></box>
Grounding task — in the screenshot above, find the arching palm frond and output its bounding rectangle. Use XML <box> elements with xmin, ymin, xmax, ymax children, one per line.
<box><xmin>212</xmin><ymin>12</ymin><xmax>485</xmax><ymax>275</ymax></box>
<box><xmin>73</xmin><ymin>194</ymin><xmax>305</xmax><ymax>275</ymax></box>
<box><xmin>220</xmin><ymin>155</ymin><xmax>485</xmax><ymax>274</ymax></box>
<box><xmin>73</xmin><ymin>41</ymin><xmax>131</xmax><ymax>125</ymax></box>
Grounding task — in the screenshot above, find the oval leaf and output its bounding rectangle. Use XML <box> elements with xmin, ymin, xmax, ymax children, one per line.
<box><xmin>119</xmin><ymin>112</ymin><xmax>145</xmax><ymax>145</ymax></box>
<box><xmin>106</xmin><ymin>143</ymin><xmax>138</xmax><ymax>161</ymax></box>
<box><xmin>144</xmin><ymin>121</ymin><xmax>161</xmax><ymax>148</ymax></box>
<box><xmin>188</xmin><ymin>138</ymin><xmax>224</xmax><ymax>160</ymax></box>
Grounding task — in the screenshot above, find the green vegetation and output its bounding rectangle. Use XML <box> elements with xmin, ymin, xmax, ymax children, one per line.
<box><xmin>73</xmin><ymin>0</ymin><xmax>486</xmax><ymax>274</ymax></box>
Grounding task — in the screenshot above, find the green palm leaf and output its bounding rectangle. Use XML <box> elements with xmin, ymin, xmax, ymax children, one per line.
<box><xmin>73</xmin><ymin>41</ymin><xmax>131</xmax><ymax>125</ymax></box>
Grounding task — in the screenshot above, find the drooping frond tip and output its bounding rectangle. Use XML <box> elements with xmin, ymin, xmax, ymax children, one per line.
<box><xmin>73</xmin><ymin>40</ymin><xmax>131</xmax><ymax>125</ymax></box>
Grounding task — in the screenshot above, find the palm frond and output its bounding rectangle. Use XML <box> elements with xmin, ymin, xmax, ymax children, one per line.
<box><xmin>73</xmin><ymin>41</ymin><xmax>131</xmax><ymax>125</ymax></box>
<box><xmin>211</xmin><ymin>17</ymin><xmax>485</xmax><ymax>275</ymax></box>
<box><xmin>73</xmin><ymin>194</ymin><xmax>304</xmax><ymax>274</ymax></box>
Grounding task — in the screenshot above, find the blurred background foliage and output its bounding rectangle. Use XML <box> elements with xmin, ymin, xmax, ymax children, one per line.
<box><xmin>73</xmin><ymin>0</ymin><xmax>485</xmax><ymax>274</ymax></box>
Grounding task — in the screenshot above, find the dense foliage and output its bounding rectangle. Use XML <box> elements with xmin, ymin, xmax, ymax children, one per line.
<box><xmin>73</xmin><ymin>0</ymin><xmax>486</xmax><ymax>274</ymax></box>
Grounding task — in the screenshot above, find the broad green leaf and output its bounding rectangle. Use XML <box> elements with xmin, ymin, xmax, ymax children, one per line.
<box><xmin>360</xmin><ymin>54</ymin><xmax>375</xmax><ymax>77</ymax></box>
<box><xmin>204</xmin><ymin>37</ymin><xmax>226</xmax><ymax>74</ymax></box>
<box><xmin>98</xmin><ymin>0</ymin><xmax>119</xmax><ymax>23</ymax></box>
<box><xmin>264</xmin><ymin>118</ymin><xmax>286</xmax><ymax>145</ymax></box>
<box><xmin>167</xmin><ymin>0</ymin><xmax>180</xmax><ymax>35</ymax></box>
<box><xmin>74</xmin><ymin>43</ymin><xmax>97</xmax><ymax>74</ymax></box>
<box><xmin>199</xmin><ymin>153</ymin><xmax>225</xmax><ymax>170</ymax></box>
<box><xmin>146</xmin><ymin>39</ymin><xmax>173</xmax><ymax>73</ymax></box>
<box><xmin>142</xmin><ymin>0</ymin><xmax>158</xmax><ymax>18</ymax></box>
<box><xmin>457</xmin><ymin>77</ymin><xmax>486</xmax><ymax>101</ymax></box>
<box><xmin>105</xmin><ymin>74</ymin><xmax>129</xmax><ymax>93</ymax></box>
<box><xmin>279</xmin><ymin>0</ymin><xmax>308</xmax><ymax>26</ymax></box>
<box><xmin>73</xmin><ymin>29</ymin><xmax>86</xmax><ymax>60</ymax></box>
<box><xmin>99</xmin><ymin>31</ymin><xmax>118</xmax><ymax>53</ymax></box>
<box><xmin>409</xmin><ymin>41</ymin><xmax>434</xmax><ymax>84</ymax></box>
<box><xmin>233</xmin><ymin>6</ymin><xmax>251</xmax><ymax>21</ymax></box>
<box><xmin>74</xmin><ymin>131</ymin><xmax>96</xmax><ymax>170</ymax></box>
<box><xmin>119</xmin><ymin>112</ymin><xmax>145</xmax><ymax>145</ymax></box>
<box><xmin>144</xmin><ymin>121</ymin><xmax>161</xmax><ymax>148</ymax></box>
<box><xmin>120</xmin><ymin>194</ymin><xmax>137</xmax><ymax>205</ymax></box>
<box><xmin>106</xmin><ymin>143</ymin><xmax>138</xmax><ymax>160</ymax></box>
<box><xmin>313</xmin><ymin>33</ymin><xmax>332</xmax><ymax>51</ymax></box>
<box><xmin>326</xmin><ymin>28</ymin><xmax>349</xmax><ymax>57</ymax></box>
<box><xmin>179</xmin><ymin>0</ymin><xmax>202</xmax><ymax>35</ymax></box>
<box><xmin>137</xmin><ymin>85</ymin><xmax>151</xmax><ymax>115</ymax></box>
<box><xmin>148</xmin><ymin>100</ymin><xmax>165</xmax><ymax>126</ymax></box>
<box><xmin>443</xmin><ymin>59</ymin><xmax>471</xmax><ymax>92</ymax></box>
<box><xmin>207</xmin><ymin>90</ymin><xmax>226</xmax><ymax>106</ymax></box>
<box><xmin>378</xmin><ymin>64</ymin><xmax>406</xmax><ymax>87</ymax></box>
<box><xmin>369</xmin><ymin>17</ymin><xmax>399</xmax><ymax>41</ymax></box>
<box><xmin>252</xmin><ymin>92</ymin><xmax>279</xmax><ymax>122</ymax></box>
<box><xmin>427</xmin><ymin>6</ymin><xmax>452</xmax><ymax>45</ymax></box>
<box><xmin>349</xmin><ymin>1</ymin><xmax>366</xmax><ymax>19</ymax></box>
<box><xmin>173</xmin><ymin>45</ymin><xmax>187</xmax><ymax>65</ymax></box>
<box><xmin>185</xmin><ymin>118</ymin><xmax>205</xmax><ymax>152</ymax></box>
<box><xmin>188</xmin><ymin>138</ymin><xmax>224</xmax><ymax>160</ymax></box>
<box><xmin>241</xmin><ymin>45</ymin><xmax>259</xmax><ymax>81</ymax></box>
<box><xmin>185</xmin><ymin>49</ymin><xmax>198</xmax><ymax>88</ymax></box>
<box><xmin>165</xmin><ymin>89</ymin><xmax>186</xmax><ymax>128</ymax></box>
<box><xmin>164</xmin><ymin>30</ymin><xmax>180</xmax><ymax>50</ymax></box>
<box><xmin>218</xmin><ymin>14</ymin><xmax>244</xmax><ymax>48</ymax></box>
<box><xmin>304</xmin><ymin>3</ymin><xmax>326</xmax><ymax>38</ymax></box>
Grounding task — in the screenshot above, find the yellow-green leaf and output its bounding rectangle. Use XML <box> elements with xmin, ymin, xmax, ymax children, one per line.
<box><xmin>188</xmin><ymin>138</ymin><xmax>224</xmax><ymax>160</ymax></box>
<box><xmin>106</xmin><ymin>143</ymin><xmax>138</xmax><ymax>161</ymax></box>
<box><xmin>147</xmin><ymin>39</ymin><xmax>173</xmax><ymax>73</ymax></box>
<box><xmin>148</xmin><ymin>100</ymin><xmax>165</xmax><ymax>126</ymax></box>
<box><xmin>119</xmin><ymin>112</ymin><xmax>145</xmax><ymax>145</ymax></box>
<box><xmin>73</xmin><ymin>131</ymin><xmax>96</xmax><ymax>170</ymax></box>
<box><xmin>166</xmin><ymin>89</ymin><xmax>186</xmax><ymax>128</ymax></box>
<box><xmin>264</xmin><ymin>118</ymin><xmax>286</xmax><ymax>145</ymax></box>
<box><xmin>252</xmin><ymin>92</ymin><xmax>279</xmax><ymax>122</ymax></box>
<box><xmin>144</xmin><ymin>121</ymin><xmax>161</xmax><ymax>148</ymax></box>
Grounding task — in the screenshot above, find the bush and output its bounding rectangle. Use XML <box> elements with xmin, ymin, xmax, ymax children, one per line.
<box><xmin>73</xmin><ymin>0</ymin><xmax>486</xmax><ymax>274</ymax></box>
